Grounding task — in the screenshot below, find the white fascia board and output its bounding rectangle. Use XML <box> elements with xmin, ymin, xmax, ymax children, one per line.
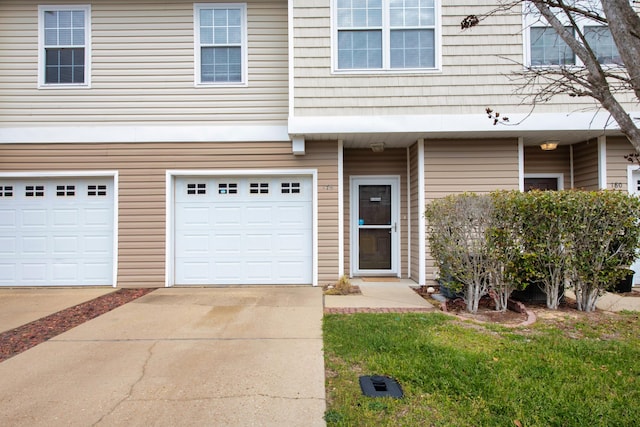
<box><xmin>0</xmin><ymin>124</ymin><xmax>290</xmax><ymax>144</ymax></box>
<box><xmin>289</xmin><ymin>112</ymin><xmax>639</xmax><ymax>135</ymax></box>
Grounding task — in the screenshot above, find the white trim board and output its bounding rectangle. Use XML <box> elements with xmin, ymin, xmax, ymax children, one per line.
<box><xmin>289</xmin><ymin>112</ymin><xmax>637</xmax><ymax>135</ymax></box>
<box><xmin>0</xmin><ymin>125</ymin><xmax>290</xmax><ymax>144</ymax></box>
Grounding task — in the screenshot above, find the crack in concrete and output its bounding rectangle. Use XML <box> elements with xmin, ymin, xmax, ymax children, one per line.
<box><xmin>91</xmin><ymin>341</ymin><xmax>157</xmax><ymax>426</ymax></box>
<box><xmin>121</xmin><ymin>394</ymin><xmax>326</xmax><ymax>403</ymax></box>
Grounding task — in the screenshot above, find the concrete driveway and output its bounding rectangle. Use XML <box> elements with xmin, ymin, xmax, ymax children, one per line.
<box><xmin>0</xmin><ymin>287</ymin><xmax>326</xmax><ymax>426</ymax></box>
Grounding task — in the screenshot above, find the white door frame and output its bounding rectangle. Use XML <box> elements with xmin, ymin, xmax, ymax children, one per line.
<box><xmin>350</xmin><ymin>176</ymin><xmax>400</xmax><ymax>277</ymax></box>
<box><xmin>628</xmin><ymin>165</ymin><xmax>640</xmax><ymax>285</ymax></box>
<box><xmin>166</xmin><ymin>169</ymin><xmax>318</xmax><ymax>287</ymax></box>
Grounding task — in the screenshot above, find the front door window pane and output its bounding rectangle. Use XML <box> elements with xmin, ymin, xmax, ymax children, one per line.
<box><xmin>359</xmin><ymin>229</ymin><xmax>392</xmax><ymax>269</ymax></box>
<box><xmin>359</xmin><ymin>185</ymin><xmax>391</xmax><ymax>225</ymax></box>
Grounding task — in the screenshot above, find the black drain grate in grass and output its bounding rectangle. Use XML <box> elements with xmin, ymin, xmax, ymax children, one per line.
<box><xmin>359</xmin><ymin>375</ymin><xmax>403</xmax><ymax>398</ymax></box>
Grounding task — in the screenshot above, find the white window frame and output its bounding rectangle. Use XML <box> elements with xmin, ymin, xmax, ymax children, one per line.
<box><xmin>194</xmin><ymin>3</ymin><xmax>248</xmax><ymax>87</ymax></box>
<box><xmin>523</xmin><ymin>1</ymin><xmax>620</xmax><ymax>68</ymax></box>
<box><xmin>332</xmin><ymin>0</ymin><xmax>441</xmax><ymax>74</ymax></box>
<box><xmin>37</xmin><ymin>4</ymin><xmax>91</xmax><ymax>89</ymax></box>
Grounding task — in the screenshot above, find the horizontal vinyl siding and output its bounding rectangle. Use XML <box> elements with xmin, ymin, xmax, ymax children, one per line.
<box><xmin>409</xmin><ymin>143</ymin><xmax>420</xmax><ymax>282</ymax></box>
<box><xmin>0</xmin><ymin>140</ymin><xmax>339</xmax><ymax>287</ymax></box>
<box><xmin>292</xmin><ymin>0</ymin><xmax>632</xmax><ymax>117</ymax></box>
<box><xmin>572</xmin><ymin>141</ymin><xmax>599</xmax><ymax>190</ymax></box>
<box><xmin>0</xmin><ymin>0</ymin><xmax>288</xmax><ymax>126</ymax></box>
<box><xmin>424</xmin><ymin>138</ymin><xmax>519</xmax><ymax>283</ymax></box>
<box><xmin>343</xmin><ymin>148</ymin><xmax>408</xmax><ymax>277</ymax></box>
<box><xmin>524</xmin><ymin>145</ymin><xmax>571</xmax><ymax>188</ymax></box>
<box><xmin>606</xmin><ymin>136</ymin><xmax>635</xmax><ymax>192</ymax></box>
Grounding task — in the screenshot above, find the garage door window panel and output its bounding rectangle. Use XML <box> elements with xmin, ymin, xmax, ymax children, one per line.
<box><xmin>25</xmin><ymin>185</ymin><xmax>45</xmax><ymax>197</ymax></box>
<box><xmin>0</xmin><ymin>186</ymin><xmax>13</xmax><ymax>197</ymax></box>
<box><xmin>88</xmin><ymin>185</ymin><xmax>107</xmax><ymax>196</ymax></box>
<box><xmin>56</xmin><ymin>185</ymin><xmax>76</xmax><ymax>196</ymax></box>
<box><xmin>187</xmin><ymin>183</ymin><xmax>207</xmax><ymax>195</ymax></box>
<box><xmin>218</xmin><ymin>183</ymin><xmax>238</xmax><ymax>194</ymax></box>
<box><xmin>250</xmin><ymin>182</ymin><xmax>269</xmax><ymax>194</ymax></box>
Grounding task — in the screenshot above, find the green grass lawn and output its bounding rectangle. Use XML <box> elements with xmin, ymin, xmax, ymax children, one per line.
<box><xmin>323</xmin><ymin>311</ymin><xmax>640</xmax><ymax>426</ymax></box>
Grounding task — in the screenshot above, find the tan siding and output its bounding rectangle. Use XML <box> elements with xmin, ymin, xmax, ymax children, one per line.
<box><xmin>573</xmin><ymin>141</ymin><xmax>599</xmax><ymax>190</ymax></box>
<box><xmin>0</xmin><ymin>140</ymin><xmax>339</xmax><ymax>287</ymax></box>
<box><xmin>606</xmin><ymin>137</ymin><xmax>635</xmax><ymax>192</ymax></box>
<box><xmin>524</xmin><ymin>145</ymin><xmax>571</xmax><ymax>188</ymax></box>
<box><xmin>343</xmin><ymin>148</ymin><xmax>409</xmax><ymax>277</ymax></box>
<box><xmin>0</xmin><ymin>0</ymin><xmax>288</xmax><ymax>126</ymax></box>
<box><xmin>424</xmin><ymin>138</ymin><xmax>519</xmax><ymax>282</ymax></box>
<box><xmin>292</xmin><ymin>0</ymin><xmax>637</xmax><ymax>117</ymax></box>
<box><xmin>409</xmin><ymin>142</ymin><xmax>420</xmax><ymax>282</ymax></box>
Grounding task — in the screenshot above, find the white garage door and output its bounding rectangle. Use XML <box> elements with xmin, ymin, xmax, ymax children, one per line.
<box><xmin>0</xmin><ymin>177</ymin><xmax>114</xmax><ymax>286</ymax></box>
<box><xmin>175</xmin><ymin>176</ymin><xmax>312</xmax><ymax>285</ymax></box>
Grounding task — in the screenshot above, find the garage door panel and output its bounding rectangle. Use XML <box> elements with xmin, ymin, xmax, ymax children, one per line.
<box><xmin>0</xmin><ymin>210</ymin><xmax>16</xmax><ymax>227</ymax></box>
<box><xmin>23</xmin><ymin>236</ymin><xmax>47</xmax><ymax>255</ymax></box>
<box><xmin>0</xmin><ymin>177</ymin><xmax>114</xmax><ymax>286</ymax></box>
<box><xmin>84</xmin><ymin>263</ymin><xmax>112</xmax><ymax>281</ymax></box>
<box><xmin>212</xmin><ymin>233</ymin><xmax>241</xmax><ymax>254</ymax></box>
<box><xmin>23</xmin><ymin>210</ymin><xmax>47</xmax><ymax>228</ymax></box>
<box><xmin>177</xmin><ymin>234</ymin><xmax>210</xmax><ymax>255</ymax></box>
<box><xmin>212</xmin><ymin>206</ymin><xmax>242</xmax><ymax>226</ymax></box>
<box><xmin>178</xmin><ymin>206</ymin><xmax>210</xmax><ymax>226</ymax></box>
<box><xmin>53</xmin><ymin>263</ymin><xmax>78</xmax><ymax>281</ymax></box>
<box><xmin>53</xmin><ymin>209</ymin><xmax>79</xmax><ymax>226</ymax></box>
<box><xmin>22</xmin><ymin>263</ymin><xmax>47</xmax><ymax>282</ymax></box>
<box><xmin>85</xmin><ymin>208</ymin><xmax>112</xmax><ymax>226</ymax></box>
<box><xmin>52</xmin><ymin>235</ymin><xmax>79</xmax><ymax>255</ymax></box>
<box><xmin>84</xmin><ymin>235</ymin><xmax>112</xmax><ymax>254</ymax></box>
<box><xmin>175</xmin><ymin>175</ymin><xmax>312</xmax><ymax>285</ymax></box>
<box><xmin>0</xmin><ymin>237</ymin><xmax>14</xmax><ymax>255</ymax></box>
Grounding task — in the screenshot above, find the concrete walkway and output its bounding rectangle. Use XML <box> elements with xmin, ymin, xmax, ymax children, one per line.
<box><xmin>565</xmin><ymin>289</ymin><xmax>640</xmax><ymax>312</ymax></box>
<box><xmin>0</xmin><ymin>287</ymin><xmax>326</xmax><ymax>427</ymax></box>
<box><xmin>324</xmin><ymin>279</ymin><xmax>435</xmax><ymax>312</ymax></box>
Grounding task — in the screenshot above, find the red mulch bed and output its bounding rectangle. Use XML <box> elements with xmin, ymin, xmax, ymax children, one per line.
<box><xmin>0</xmin><ymin>288</ymin><xmax>156</xmax><ymax>363</ymax></box>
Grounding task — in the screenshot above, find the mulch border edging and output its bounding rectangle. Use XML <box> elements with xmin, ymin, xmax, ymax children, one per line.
<box><xmin>324</xmin><ymin>307</ymin><xmax>434</xmax><ymax>314</ymax></box>
<box><xmin>0</xmin><ymin>288</ymin><xmax>156</xmax><ymax>363</ymax></box>
<box><xmin>441</xmin><ymin>297</ymin><xmax>537</xmax><ymax>328</ymax></box>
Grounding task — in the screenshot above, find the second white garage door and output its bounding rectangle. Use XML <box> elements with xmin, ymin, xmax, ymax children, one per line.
<box><xmin>175</xmin><ymin>176</ymin><xmax>312</xmax><ymax>285</ymax></box>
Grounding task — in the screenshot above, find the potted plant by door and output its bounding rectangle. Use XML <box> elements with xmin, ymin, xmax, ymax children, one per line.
<box><xmin>613</xmin><ymin>269</ymin><xmax>635</xmax><ymax>294</ymax></box>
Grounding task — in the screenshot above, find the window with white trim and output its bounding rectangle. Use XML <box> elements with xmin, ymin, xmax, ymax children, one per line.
<box><xmin>335</xmin><ymin>0</ymin><xmax>439</xmax><ymax>72</ymax></box>
<box><xmin>195</xmin><ymin>3</ymin><xmax>247</xmax><ymax>85</ymax></box>
<box><xmin>524</xmin><ymin>1</ymin><xmax>621</xmax><ymax>67</ymax></box>
<box><xmin>38</xmin><ymin>5</ymin><xmax>91</xmax><ymax>87</ymax></box>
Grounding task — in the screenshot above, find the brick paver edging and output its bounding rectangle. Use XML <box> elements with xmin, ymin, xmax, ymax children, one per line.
<box><xmin>324</xmin><ymin>307</ymin><xmax>434</xmax><ymax>314</ymax></box>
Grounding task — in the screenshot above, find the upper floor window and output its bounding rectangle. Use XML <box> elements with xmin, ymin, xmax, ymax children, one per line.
<box><xmin>525</xmin><ymin>1</ymin><xmax>621</xmax><ymax>67</ymax></box>
<box><xmin>195</xmin><ymin>3</ymin><xmax>248</xmax><ymax>86</ymax></box>
<box><xmin>334</xmin><ymin>0</ymin><xmax>440</xmax><ymax>72</ymax></box>
<box><xmin>38</xmin><ymin>5</ymin><xmax>91</xmax><ymax>87</ymax></box>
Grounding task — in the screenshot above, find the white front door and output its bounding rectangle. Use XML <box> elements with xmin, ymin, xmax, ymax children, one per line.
<box><xmin>350</xmin><ymin>177</ymin><xmax>400</xmax><ymax>276</ymax></box>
